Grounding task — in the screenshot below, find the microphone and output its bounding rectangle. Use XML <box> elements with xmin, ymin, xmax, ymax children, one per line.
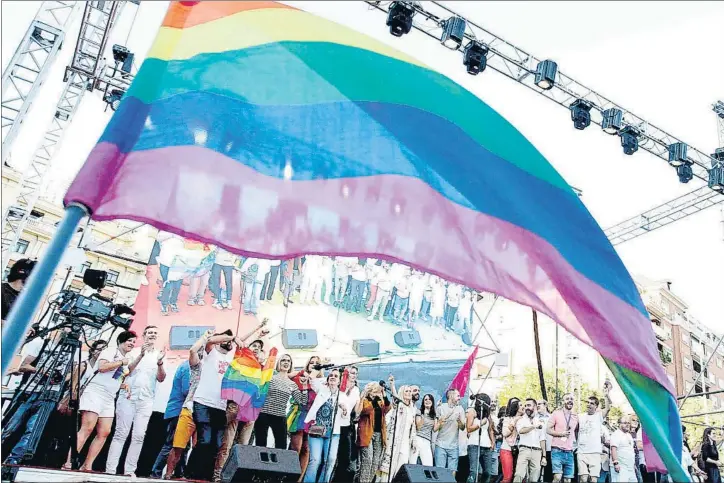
<box><xmin>379</xmin><ymin>380</ymin><xmax>387</xmax><ymax>389</ymax></box>
<box><xmin>313</xmin><ymin>363</ymin><xmax>335</xmax><ymax>370</ymax></box>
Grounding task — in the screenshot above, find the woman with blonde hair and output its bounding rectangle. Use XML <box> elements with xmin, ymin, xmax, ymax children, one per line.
<box><xmin>377</xmin><ymin>385</ymin><xmax>417</xmax><ymax>482</ymax></box>
<box><xmin>356</xmin><ymin>381</ymin><xmax>391</xmax><ymax>483</ymax></box>
<box><xmin>254</xmin><ymin>353</ymin><xmax>296</xmax><ymax>449</ymax></box>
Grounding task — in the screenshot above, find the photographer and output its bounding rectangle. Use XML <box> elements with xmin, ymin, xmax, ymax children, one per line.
<box><xmin>1</xmin><ymin>258</ymin><xmax>36</xmax><ymax>323</ymax></box>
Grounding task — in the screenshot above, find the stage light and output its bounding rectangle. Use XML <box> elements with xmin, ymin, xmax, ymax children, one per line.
<box><xmin>103</xmin><ymin>89</ymin><xmax>124</xmax><ymax>111</ymax></box>
<box><xmin>441</xmin><ymin>16</ymin><xmax>466</xmax><ymax>49</ymax></box>
<box><xmin>463</xmin><ymin>41</ymin><xmax>488</xmax><ymax>75</ymax></box>
<box><xmin>386</xmin><ymin>2</ymin><xmax>414</xmax><ymax>37</ymax></box>
<box><xmin>569</xmin><ymin>99</ymin><xmax>592</xmax><ymax>130</ymax></box>
<box><xmin>677</xmin><ymin>164</ymin><xmax>693</xmax><ymax>183</ymax></box>
<box><xmin>534</xmin><ymin>60</ymin><xmax>557</xmax><ymax>90</ymax></box>
<box><xmin>709</xmin><ymin>162</ymin><xmax>724</xmax><ymax>192</ymax></box>
<box><xmin>619</xmin><ymin>126</ymin><xmax>640</xmax><ymax>155</ymax></box>
<box><xmin>112</xmin><ymin>44</ymin><xmax>130</xmax><ymax>64</ymax></box>
<box><xmin>602</xmin><ymin>108</ymin><xmax>623</xmax><ymax>134</ymax></box>
<box><xmin>83</xmin><ymin>269</ymin><xmax>107</xmax><ymax>291</ymax></box>
<box><xmin>668</xmin><ymin>142</ymin><xmax>689</xmax><ymax>167</ymax></box>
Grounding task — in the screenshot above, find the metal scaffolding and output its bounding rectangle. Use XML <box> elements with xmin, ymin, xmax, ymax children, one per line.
<box><xmin>1</xmin><ymin>1</ymin><xmax>133</xmax><ymax>272</ymax></box>
<box><xmin>1</xmin><ymin>1</ymin><xmax>80</xmax><ymax>165</ymax></box>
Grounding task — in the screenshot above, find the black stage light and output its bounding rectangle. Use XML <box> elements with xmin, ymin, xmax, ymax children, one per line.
<box><xmin>112</xmin><ymin>44</ymin><xmax>130</xmax><ymax>64</ymax></box>
<box><xmin>386</xmin><ymin>2</ymin><xmax>414</xmax><ymax>37</ymax></box>
<box><xmin>602</xmin><ymin>108</ymin><xmax>623</xmax><ymax>134</ymax></box>
<box><xmin>103</xmin><ymin>89</ymin><xmax>124</xmax><ymax>111</ymax></box>
<box><xmin>569</xmin><ymin>99</ymin><xmax>592</xmax><ymax>130</ymax></box>
<box><xmin>441</xmin><ymin>16</ymin><xmax>466</xmax><ymax>49</ymax></box>
<box><xmin>619</xmin><ymin>126</ymin><xmax>640</xmax><ymax>155</ymax></box>
<box><xmin>709</xmin><ymin>162</ymin><xmax>724</xmax><ymax>192</ymax></box>
<box><xmin>534</xmin><ymin>59</ymin><xmax>557</xmax><ymax>90</ymax></box>
<box><xmin>668</xmin><ymin>142</ymin><xmax>688</xmax><ymax>167</ymax></box>
<box><xmin>83</xmin><ymin>269</ymin><xmax>108</xmax><ymax>291</ymax></box>
<box><xmin>677</xmin><ymin>164</ymin><xmax>693</xmax><ymax>183</ymax></box>
<box><xmin>463</xmin><ymin>41</ymin><xmax>488</xmax><ymax>75</ymax></box>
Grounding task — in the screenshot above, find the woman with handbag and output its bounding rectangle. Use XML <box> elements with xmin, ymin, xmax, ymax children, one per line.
<box><xmin>303</xmin><ymin>368</ymin><xmax>348</xmax><ymax>482</ymax></box>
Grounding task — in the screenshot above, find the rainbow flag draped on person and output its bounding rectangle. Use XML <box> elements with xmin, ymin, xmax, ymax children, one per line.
<box><xmin>63</xmin><ymin>1</ymin><xmax>685</xmax><ymax>477</ymax></box>
<box><xmin>221</xmin><ymin>346</ymin><xmax>277</xmax><ymax>422</ymax></box>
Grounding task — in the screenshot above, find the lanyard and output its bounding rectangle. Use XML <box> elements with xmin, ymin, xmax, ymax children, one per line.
<box><xmin>563</xmin><ymin>410</ymin><xmax>573</xmax><ymax>431</ymax></box>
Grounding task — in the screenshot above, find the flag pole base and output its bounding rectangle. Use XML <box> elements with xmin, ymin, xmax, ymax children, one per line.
<box><xmin>1</xmin><ymin>203</ymin><xmax>88</xmax><ymax>375</ymax></box>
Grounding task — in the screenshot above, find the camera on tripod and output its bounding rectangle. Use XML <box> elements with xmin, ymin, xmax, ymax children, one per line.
<box><xmin>55</xmin><ymin>268</ymin><xmax>135</xmax><ymax>330</ymax></box>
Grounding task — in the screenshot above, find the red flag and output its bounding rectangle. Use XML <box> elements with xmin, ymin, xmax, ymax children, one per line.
<box><xmin>447</xmin><ymin>346</ymin><xmax>479</xmax><ymax>397</ymax></box>
<box><xmin>340</xmin><ymin>368</ymin><xmax>350</xmax><ymax>393</ymax></box>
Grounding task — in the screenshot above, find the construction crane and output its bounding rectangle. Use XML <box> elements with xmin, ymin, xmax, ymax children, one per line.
<box><xmin>367</xmin><ymin>1</ymin><xmax>724</xmax><ymax>244</ymax></box>
<box><xmin>1</xmin><ymin>1</ymin><xmax>80</xmax><ymax>165</ymax></box>
<box><xmin>1</xmin><ymin>1</ymin><xmax>136</xmax><ymax>272</ymax></box>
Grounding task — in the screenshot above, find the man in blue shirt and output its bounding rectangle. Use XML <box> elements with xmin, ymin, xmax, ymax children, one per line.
<box><xmin>151</xmin><ymin>361</ymin><xmax>190</xmax><ymax>478</ymax></box>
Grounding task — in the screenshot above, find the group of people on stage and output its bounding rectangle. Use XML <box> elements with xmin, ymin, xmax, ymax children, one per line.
<box><xmin>4</xmin><ymin>315</ymin><xmax>718</xmax><ymax>483</ymax></box>
<box><xmin>153</xmin><ymin>234</ymin><xmax>479</xmax><ymax>342</ymax></box>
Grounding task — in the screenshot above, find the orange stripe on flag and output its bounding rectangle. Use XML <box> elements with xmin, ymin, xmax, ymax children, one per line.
<box><xmin>163</xmin><ymin>1</ymin><xmax>296</xmax><ymax>30</ymax></box>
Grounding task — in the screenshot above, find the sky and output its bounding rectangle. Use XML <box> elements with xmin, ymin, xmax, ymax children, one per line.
<box><xmin>2</xmin><ymin>1</ymin><xmax>723</xmax><ymax>331</ymax></box>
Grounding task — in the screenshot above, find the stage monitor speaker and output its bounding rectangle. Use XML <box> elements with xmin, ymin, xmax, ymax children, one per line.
<box><xmin>221</xmin><ymin>444</ymin><xmax>301</xmax><ymax>483</ymax></box>
<box><xmin>393</xmin><ymin>464</ymin><xmax>455</xmax><ymax>483</ymax></box>
<box><xmin>169</xmin><ymin>325</ymin><xmax>216</xmax><ymax>350</ymax></box>
<box><xmin>394</xmin><ymin>330</ymin><xmax>422</xmax><ymax>349</ymax></box>
<box><xmin>282</xmin><ymin>329</ymin><xmax>318</xmax><ymax>349</ymax></box>
<box><xmin>353</xmin><ymin>339</ymin><xmax>380</xmax><ymax>357</ymax></box>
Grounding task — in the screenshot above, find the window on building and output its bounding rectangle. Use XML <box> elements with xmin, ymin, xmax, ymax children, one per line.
<box><xmin>682</xmin><ymin>334</ymin><xmax>690</xmax><ymax>346</ymax></box>
<box><xmin>14</xmin><ymin>239</ymin><xmax>29</xmax><ymax>255</ymax></box>
<box><xmin>717</xmin><ymin>358</ymin><xmax>723</xmax><ymax>369</ymax></box>
<box><xmin>106</xmin><ymin>269</ymin><xmax>120</xmax><ymax>286</ymax></box>
<box><xmin>684</xmin><ymin>357</ymin><xmax>692</xmax><ymax>370</ymax></box>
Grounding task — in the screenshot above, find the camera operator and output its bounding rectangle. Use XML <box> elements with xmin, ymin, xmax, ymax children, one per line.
<box><xmin>1</xmin><ymin>324</ymin><xmax>68</xmax><ymax>466</ymax></box>
<box><xmin>1</xmin><ymin>258</ymin><xmax>36</xmax><ymax>323</ymax></box>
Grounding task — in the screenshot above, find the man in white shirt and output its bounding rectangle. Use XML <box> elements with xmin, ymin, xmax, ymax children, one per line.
<box><xmin>368</xmin><ymin>263</ymin><xmax>392</xmax><ymax>322</ymax></box>
<box><xmin>577</xmin><ymin>387</ymin><xmax>611</xmax><ymax>482</ymax></box>
<box><xmin>346</xmin><ymin>260</ymin><xmax>367</xmax><ymax>313</ymax></box>
<box><xmin>299</xmin><ymin>255</ymin><xmax>323</xmax><ymax>305</ymax></box>
<box><xmin>514</xmin><ymin>398</ymin><xmax>547</xmax><ymax>483</ymax></box>
<box><xmin>445</xmin><ymin>283</ymin><xmax>462</xmax><ymax>331</ymax></box>
<box><xmin>392</xmin><ymin>270</ymin><xmax>411</xmax><ymax>325</ymax></box>
<box><xmin>157</xmin><ymin>234</ymin><xmax>186</xmax><ymax>315</ymax></box>
<box><xmin>610</xmin><ymin>417</ymin><xmax>637</xmax><ymax>483</ymax></box>
<box><xmin>106</xmin><ymin>326</ymin><xmax>166</xmax><ymax>476</ymax></box>
<box><xmin>241</xmin><ymin>257</ymin><xmax>272</xmax><ymax>315</ymax></box>
<box><xmin>211</xmin><ymin>248</ymin><xmax>236</xmax><ymax>310</ymax></box>
<box><xmin>538</xmin><ymin>400</ymin><xmax>554</xmax><ymax>483</ymax></box>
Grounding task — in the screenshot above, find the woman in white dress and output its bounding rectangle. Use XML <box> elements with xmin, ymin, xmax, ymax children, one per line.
<box><xmin>378</xmin><ymin>385</ymin><xmax>417</xmax><ymax>482</ymax></box>
<box><xmin>429</xmin><ymin>277</ymin><xmax>446</xmax><ymax>326</ymax></box>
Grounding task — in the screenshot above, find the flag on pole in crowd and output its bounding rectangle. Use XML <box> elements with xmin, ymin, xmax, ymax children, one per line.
<box><xmin>221</xmin><ymin>346</ymin><xmax>277</xmax><ymax>422</ymax></box>
<box><xmin>447</xmin><ymin>346</ymin><xmax>478</xmax><ymax>398</ymax></box>
<box><xmin>63</xmin><ymin>1</ymin><xmax>684</xmax><ymax>477</ymax></box>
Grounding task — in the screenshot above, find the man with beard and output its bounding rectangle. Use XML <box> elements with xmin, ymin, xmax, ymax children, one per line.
<box><xmin>547</xmin><ymin>393</ymin><xmax>579</xmax><ymax>483</ymax></box>
<box><xmin>577</xmin><ymin>386</ymin><xmax>611</xmax><ymax>483</ymax></box>
<box><xmin>537</xmin><ymin>400</ymin><xmax>554</xmax><ymax>483</ymax></box>
<box><xmin>408</xmin><ymin>386</ymin><xmax>421</xmax><ymax>464</ymax></box>
<box><xmin>513</xmin><ymin>398</ymin><xmax>546</xmax><ymax>482</ymax></box>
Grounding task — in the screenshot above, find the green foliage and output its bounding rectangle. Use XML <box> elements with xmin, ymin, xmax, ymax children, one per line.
<box><xmin>497</xmin><ymin>366</ymin><xmax>617</xmax><ymax>416</ymax></box>
<box><xmin>679</xmin><ymin>396</ymin><xmax>724</xmax><ymax>449</ymax></box>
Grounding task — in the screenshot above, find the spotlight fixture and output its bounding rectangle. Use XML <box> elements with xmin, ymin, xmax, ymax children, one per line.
<box><xmin>710</xmin><ymin>155</ymin><xmax>724</xmax><ymax>192</ymax></box>
<box><xmin>463</xmin><ymin>41</ymin><xmax>488</xmax><ymax>75</ymax></box>
<box><xmin>103</xmin><ymin>89</ymin><xmax>124</xmax><ymax>111</ymax></box>
<box><xmin>386</xmin><ymin>1</ymin><xmax>414</xmax><ymax>37</ymax></box>
<box><xmin>569</xmin><ymin>99</ymin><xmax>592</xmax><ymax>130</ymax></box>
<box><xmin>676</xmin><ymin>164</ymin><xmax>693</xmax><ymax>183</ymax></box>
<box><xmin>111</xmin><ymin>44</ymin><xmax>130</xmax><ymax>64</ymax></box>
<box><xmin>534</xmin><ymin>60</ymin><xmax>557</xmax><ymax>90</ymax></box>
<box><xmin>619</xmin><ymin>126</ymin><xmax>640</xmax><ymax>155</ymax></box>
<box><xmin>601</xmin><ymin>108</ymin><xmax>623</xmax><ymax>134</ymax></box>
<box><xmin>667</xmin><ymin>142</ymin><xmax>689</xmax><ymax>167</ymax></box>
<box><xmin>441</xmin><ymin>16</ymin><xmax>466</xmax><ymax>49</ymax></box>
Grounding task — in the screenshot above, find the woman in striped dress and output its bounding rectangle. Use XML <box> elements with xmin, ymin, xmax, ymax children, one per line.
<box><xmin>288</xmin><ymin>357</ymin><xmax>322</xmax><ymax>481</ymax></box>
<box><xmin>254</xmin><ymin>354</ymin><xmax>297</xmax><ymax>448</ymax></box>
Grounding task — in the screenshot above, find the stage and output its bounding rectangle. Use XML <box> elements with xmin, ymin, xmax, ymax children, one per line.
<box><xmin>4</xmin><ymin>465</ymin><xmax>203</xmax><ymax>482</ymax></box>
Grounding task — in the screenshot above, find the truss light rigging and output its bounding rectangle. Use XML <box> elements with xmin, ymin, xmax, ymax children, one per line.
<box><xmin>677</xmin><ymin>164</ymin><xmax>694</xmax><ymax>184</ymax></box>
<box><xmin>463</xmin><ymin>41</ymin><xmax>488</xmax><ymax>75</ymax></box>
<box><xmin>441</xmin><ymin>16</ymin><xmax>466</xmax><ymax>49</ymax></box>
<box><xmin>111</xmin><ymin>44</ymin><xmax>130</xmax><ymax>64</ymax></box>
<box><xmin>386</xmin><ymin>2</ymin><xmax>414</xmax><ymax>37</ymax></box>
<box><xmin>668</xmin><ymin>142</ymin><xmax>689</xmax><ymax>168</ymax></box>
<box><xmin>602</xmin><ymin>108</ymin><xmax>623</xmax><ymax>134</ymax></box>
<box><xmin>570</xmin><ymin>99</ymin><xmax>592</xmax><ymax>131</ymax></box>
<box><xmin>534</xmin><ymin>60</ymin><xmax>557</xmax><ymax>90</ymax></box>
<box><xmin>710</xmin><ymin>166</ymin><xmax>724</xmax><ymax>192</ymax></box>
<box><xmin>619</xmin><ymin>126</ymin><xmax>640</xmax><ymax>155</ymax></box>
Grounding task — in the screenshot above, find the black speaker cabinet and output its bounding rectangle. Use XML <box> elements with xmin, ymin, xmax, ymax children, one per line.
<box><xmin>221</xmin><ymin>444</ymin><xmax>301</xmax><ymax>483</ymax></box>
<box><xmin>394</xmin><ymin>330</ymin><xmax>422</xmax><ymax>348</ymax></box>
<box><xmin>393</xmin><ymin>464</ymin><xmax>456</xmax><ymax>483</ymax></box>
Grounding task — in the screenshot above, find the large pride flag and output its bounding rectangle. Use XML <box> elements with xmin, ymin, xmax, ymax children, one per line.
<box><xmin>221</xmin><ymin>346</ymin><xmax>277</xmax><ymax>422</ymax></box>
<box><xmin>64</xmin><ymin>1</ymin><xmax>684</xmax><ymax>477</ymax></box>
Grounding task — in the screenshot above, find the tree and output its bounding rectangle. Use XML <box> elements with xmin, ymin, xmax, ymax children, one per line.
<box><xmin>679</xmin><ymin>396</ymin><xmax>724</xmax><ymax>451</ymax></box>
<box><xmin>496</xmin><ymin>366</ymin><xmax>619</xmax><ymax>416</ymax></box>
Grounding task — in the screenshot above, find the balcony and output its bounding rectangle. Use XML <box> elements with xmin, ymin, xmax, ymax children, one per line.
<box><xmin>652</xmin><ymin>323</ymin><xmax>671</xmax><ymax>341</ymax></box>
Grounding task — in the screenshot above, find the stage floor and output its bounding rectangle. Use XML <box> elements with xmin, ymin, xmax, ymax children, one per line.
<box><xmin>5</xmin><ymin>466</ymin><xmax>202</xmax><ymax>483</ymax></box>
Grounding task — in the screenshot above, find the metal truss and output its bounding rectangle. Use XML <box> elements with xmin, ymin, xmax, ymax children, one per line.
<box><xmin>367</xmin><ymin>1</ymin><xmax>722</xmax><ymax>180</ymax></box>
<box><xmin>1</xmin><ymin>1</ymin><xmax>80</xmax><ymax>165</ymax></box>
<box><xmin>715</xmin><ymin>101</ymin><xmax>724</xmax><ymax>150</ymax></box>
<box><xmin>1</xmin><ymin>1</ymin><xmax>128</xmax><ymax>271</ymax></box>
<box><xmin>604</xmin><ymin>187</ymin><xmax>724</xmax><ymax>245</ymax></box>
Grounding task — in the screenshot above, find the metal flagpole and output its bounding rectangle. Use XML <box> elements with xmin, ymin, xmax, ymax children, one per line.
<box><xmin>1</xmin><ymin>203</ymin><xmax>87</xmax><ymax>375</ymax></box>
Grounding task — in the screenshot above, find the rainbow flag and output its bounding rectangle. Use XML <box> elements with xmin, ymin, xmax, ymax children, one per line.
<box><xmin>221</xmin><ymin>346</ymin><xmax>277</xmax><ymax>422</ymax></box>
<box><xmin>63</xmin><ymin>1</ymin><xmax>684</xmax><ymax>477</ymax></box>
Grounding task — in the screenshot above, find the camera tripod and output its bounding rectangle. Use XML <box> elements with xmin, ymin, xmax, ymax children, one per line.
<box><xmin>1</xmin><ymin>320</ymin><xmax>85</xmax><ymax>481</ymax></box>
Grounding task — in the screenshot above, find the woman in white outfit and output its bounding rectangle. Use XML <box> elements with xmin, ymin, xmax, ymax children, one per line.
<box><xmin>378</xmin><ymin>385</ymin><xmax>417</xmax><ymax>482</ymax></box>
<box><xmin>414</xmin><ymin>394</ymin><xmax>436</xmax><ymax>466</ymax></box>
<box><xmin>430</xmin><ymin>277</ymin><xmax>446</xmax><ymax>326</ymax></box>
<box><xmin>70</xmin><ymin>331</ymin><xmax>137</xmax><ymax>471</ymax></box>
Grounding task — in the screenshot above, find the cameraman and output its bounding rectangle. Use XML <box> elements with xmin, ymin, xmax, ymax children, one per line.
<box><xmin>1</xmin><ymin>258</ymin><xmax>36</xmax><ymax>323</ymax></box>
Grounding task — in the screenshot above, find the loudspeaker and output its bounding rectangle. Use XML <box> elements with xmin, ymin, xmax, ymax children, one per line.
<box><xmin>169</xmin><ymin>325</ymin><xmax>216</xmax><ymax>350</ymax></box>
<box><xmin>353</xmin><ymin>339</ymin><xmax>380</xmax><ymax>357</ymax></box>
<box><xmin>221</xmin><ymin>445</ymin><xmax>301</xmax><ymax>483</ymax></box>
<box><xmin>282</xmin><ymin>329</ymin><xmax>318</xmax><ymax>349</ymax></box>
<box><xmin>393</xmin><ymin>464</ymin><xmax>455</xmax><ymax>483</ymax></box>
<box><xmin>394</xmin><ymin>330</ymin><xmax>422</xmax><ymax>348</ymax></box>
